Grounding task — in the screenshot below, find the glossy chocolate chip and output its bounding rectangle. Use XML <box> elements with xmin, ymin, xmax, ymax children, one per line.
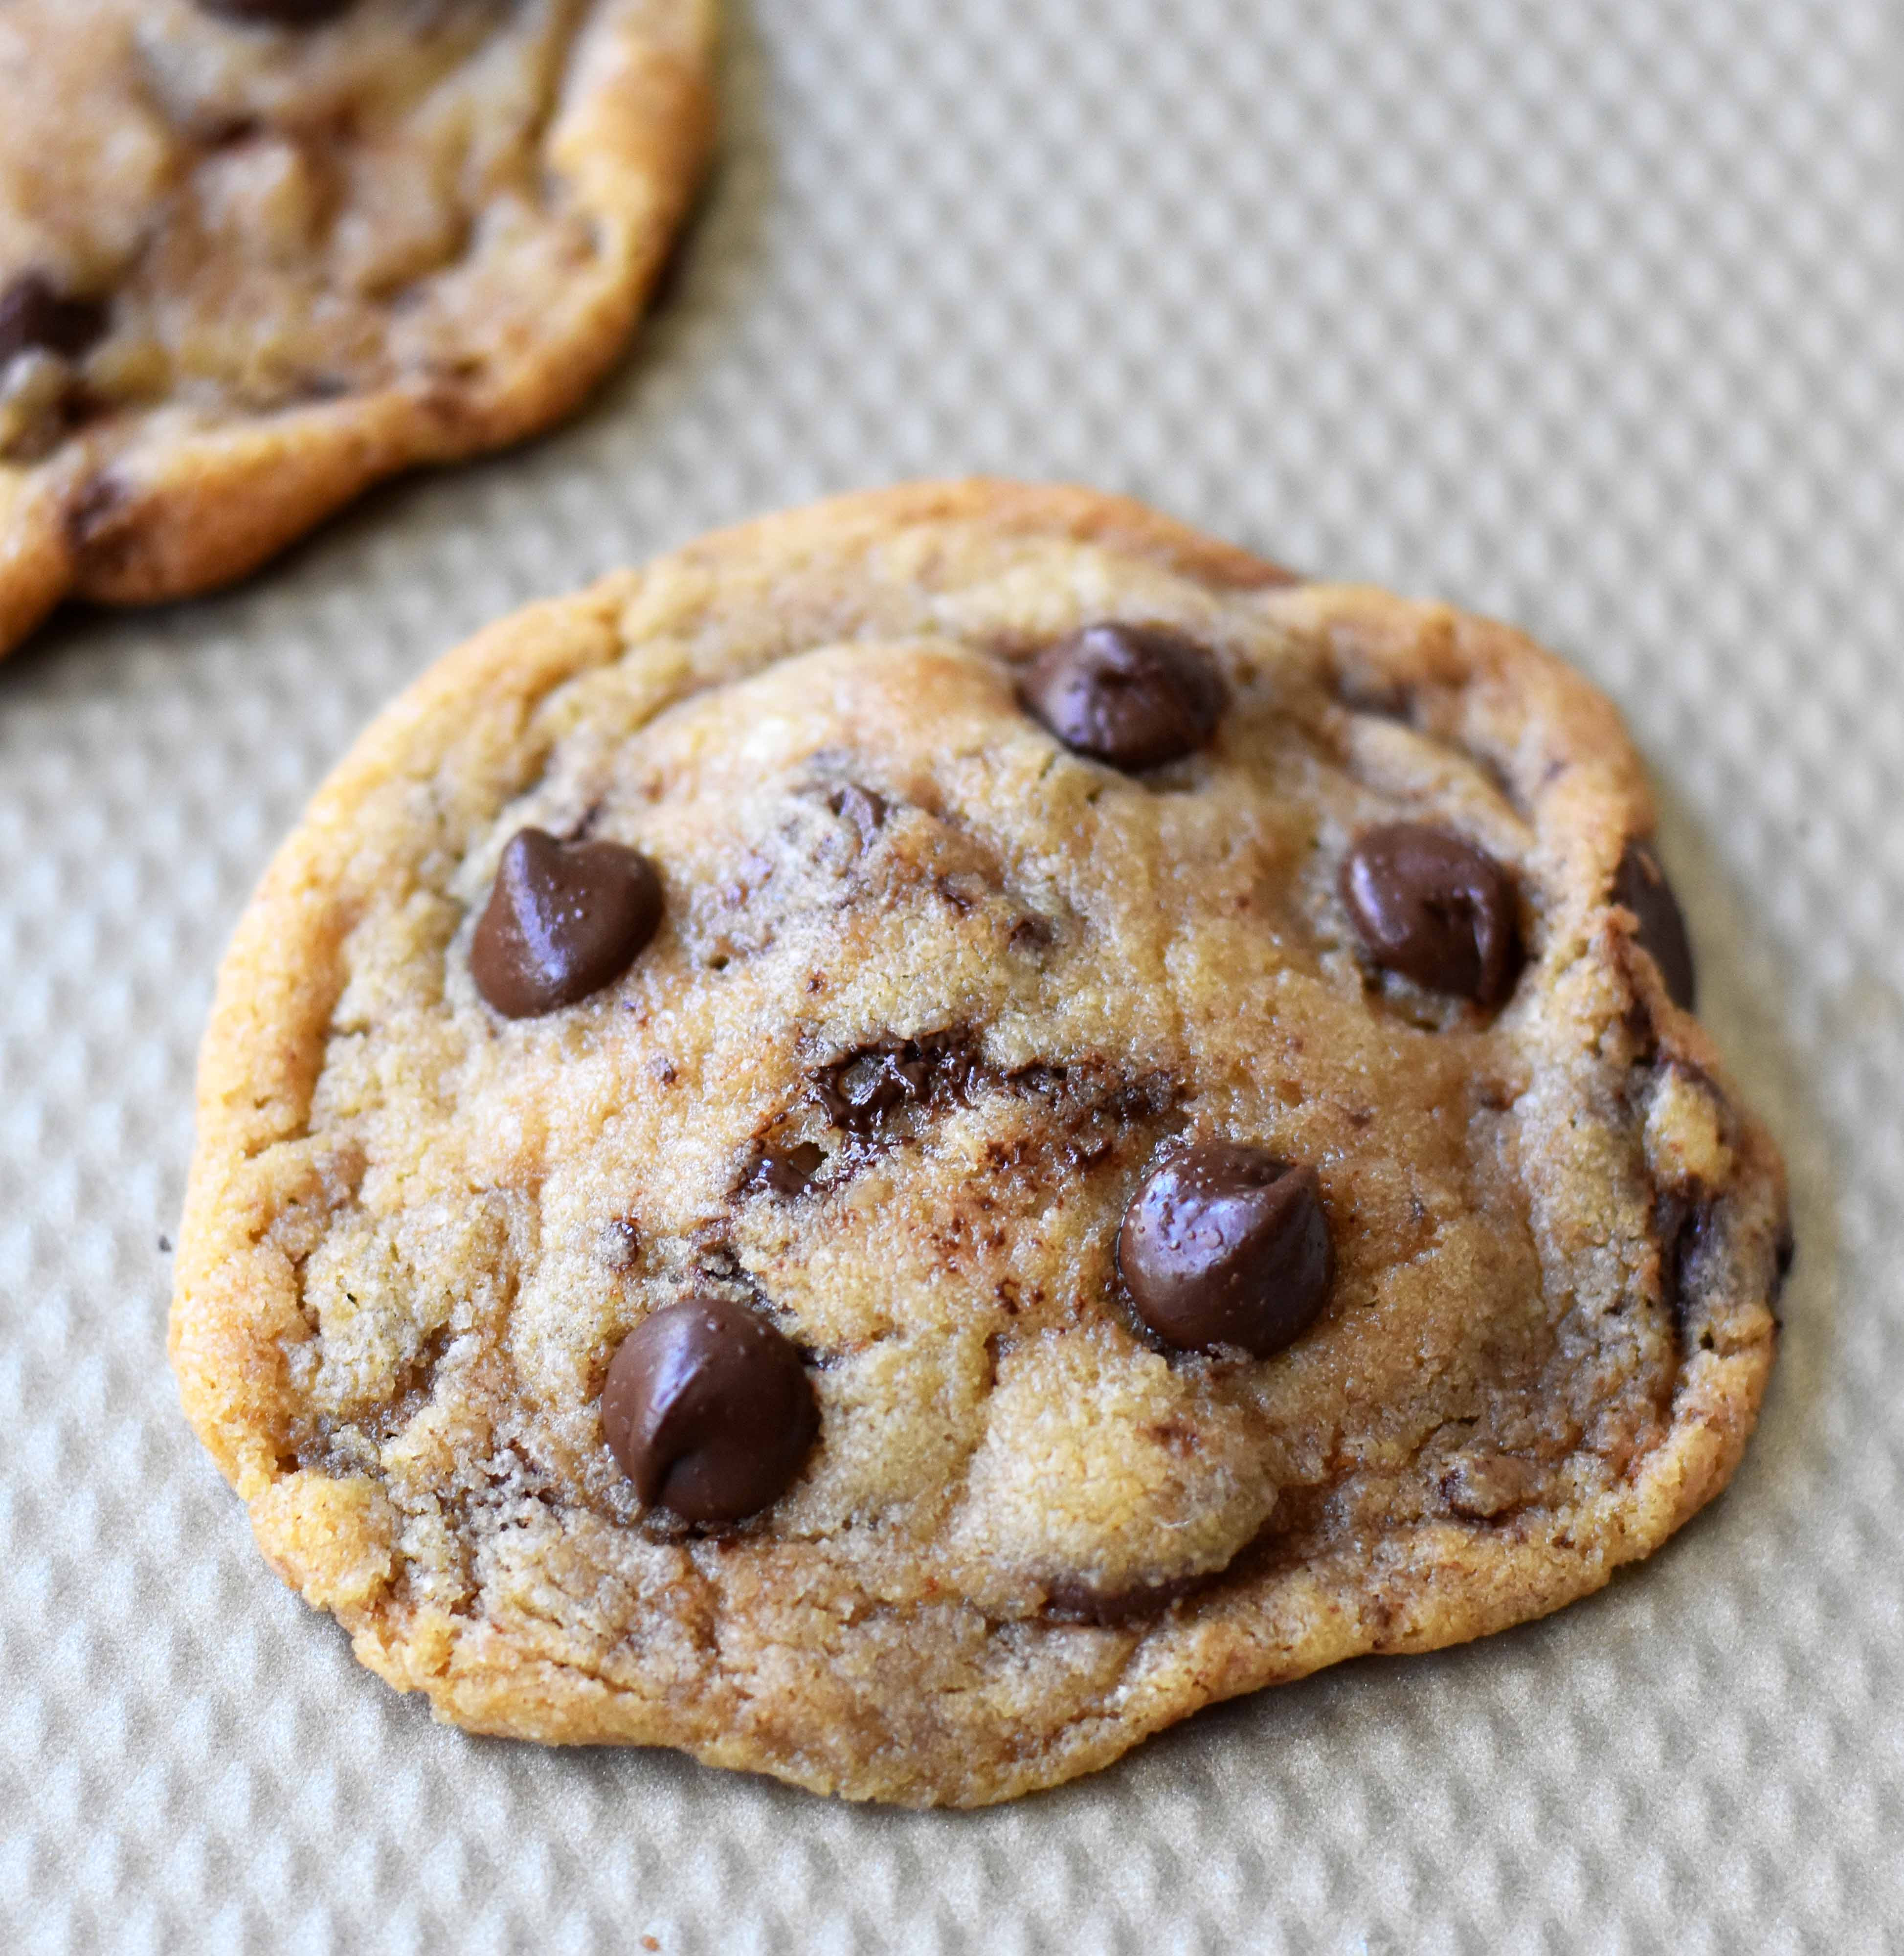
<box><xmin>1340</xmin><ymin>823</ymin><xmax>1523</xmax><ymax>1006</ymax></box>
<box><xmin>1613</xmin><ymin>839</ymin><xmax>1696</xmax><ymax>1010</ymax></box>
<box><xmin>601</xmin><ymin>1297</ymin><xmax>818</xmax><ymax>1524</ymax></box>
<box><xmin>195</xmin><ymin>0</ymin><xmax>356</xmax><ymax>23</ymax></box>
<box><xmin>1118</xmin><ymin>1143</ymin><xmax>1334</xmax><ymax>1357</ymax></box>
<box><xmin>470</xmin><ymin>827</ymin><xmax>663</xmax><ymax>1019</ymax></box>
<box><xmin>1020</xmin><ymin>622</ymin><xmax>1225</xmax><ymax>771</ymax></box>
<box><xmin>815</xmin><ymin>1031</ymin><xmax>976</xmax><ymax>1135</ymax></box>
<box><xmin>748</xmin><ymin>1139</ymin><xmax>825</xmax><ymax>1197</ymax></box>
<box><xmin>0</xmin><ymin>275</ymin><xmax>107</xmax><ymax>367</ymax></box>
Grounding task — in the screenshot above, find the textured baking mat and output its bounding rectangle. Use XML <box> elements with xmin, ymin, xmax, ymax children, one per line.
<box><xmin>1</xmin><ymin>0</ymin><xmax>1898</xmax><ymax>1948</ymax></box>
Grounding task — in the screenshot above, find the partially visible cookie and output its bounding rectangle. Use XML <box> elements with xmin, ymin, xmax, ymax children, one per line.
<box><xmin>0</xmin><ymin>0</ymin><xmax>716</xmax><ymax>657</ymax></box>
<box><xmin>171</xmin><ymin>482</ymin><xmax>1789</xmax><ymax>1806</ymax></box>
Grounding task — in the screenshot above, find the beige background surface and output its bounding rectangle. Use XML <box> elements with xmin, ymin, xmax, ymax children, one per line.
<box><xmin>0</xmin><ymin>1</ymin><xmax>1897</xmax><ymax>1948</ymax></box>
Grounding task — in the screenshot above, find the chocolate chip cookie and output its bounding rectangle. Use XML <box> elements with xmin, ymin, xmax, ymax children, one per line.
<box><xmin>0</xmin><ymin>0</ymin><xmax>715</xmax><ymax>658</ymax></box>
<box><xmin>170</xmin><ymin>481</ymin><xmax>1789</xmax><ymax>1806</ymax></box>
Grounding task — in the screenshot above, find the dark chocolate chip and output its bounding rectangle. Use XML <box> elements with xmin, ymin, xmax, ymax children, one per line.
<box><xmin>195</xmin><ymin>0</ymin><xmax>356</xmax><ymax>23</ymax></box>
<box><xmin>1019</xmin><ymin>622</ymin><xmax>1225</xmax><ymax>771</ymax></box>
<box><xmin>1042</xmin><ymin>1572</ymin><xmax>1200</xmax><ymax>1625</ymax></box>
<box><xmin>600</xmin><ymin>1296</ymin><xmax>818</xmax><ymax>1524</ymax></box>
<box><xmin>470</xmin><ymin>827</ymin><xmax>663</xmax><ymax>1019</ymax></box>
<box><xmin>1613</xmin><ymin>840</ymin><xmax>1696</xmax><ymax>1010</ymax></box>
<box><xmin>1118</xmin><ymin>1143</ymin><xmax>1334</xmax><ymax>1357</ymax></box>
<box><xmin>1653</xmin><ymin>1189</ymin><xmax>1714</xmax><ymax>1332</ymax></box>
<box><xmin>819</xmin><ymin>1052</ymin><xmax>917</xmax><ymax>1131</ymax></box>
<box><xmin>749</xmin><ymin>1140</ymin><xmax>825</xmax><ymax>1196</ymax></box>
<box><xmin>0</xmin><ymin>274</ymin><xmax>108</xmax><ymax>367</ymax></box>
<box><xmin>1340</xmin><ymin>823</ymin><xmax>1523</xmax><ymax>1006</ymax></box>
<box><xmin>815</xmin><ymin>1030</ymin><xmax>976</xmax><ymax>1134</ymax></box>
<box><xmin>827</xmin><ymin>783</ymin><xmax>888</xmax><ymax>847</ymax></box>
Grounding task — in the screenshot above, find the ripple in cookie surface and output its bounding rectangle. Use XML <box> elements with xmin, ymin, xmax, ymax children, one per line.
<box><xmin>0</xmin><ymin>0</ymin><xmax>716</xmax><ymax>658</ymax></box>
<box><xmin>170</xmin><ymin>482</ymin><xmax>1789</xmax><ymax>1806</ymax></box>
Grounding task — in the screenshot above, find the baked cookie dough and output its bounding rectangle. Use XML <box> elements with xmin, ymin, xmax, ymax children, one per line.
<box><xmin>0</xmin><ymin>0</ymin><xmax>716</xmax><ymax>658</ymax></box>
<box><xmin>171</xmin><ymin>482</ymin><xmax>1789</xmax><ymax>1806</ymax></box>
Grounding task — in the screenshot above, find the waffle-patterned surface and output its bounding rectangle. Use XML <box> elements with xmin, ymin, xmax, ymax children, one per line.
<box><xmin>1</xmin><ymin>1</ymin><xmax>1895</xmax><ymax>1947</ymax></box>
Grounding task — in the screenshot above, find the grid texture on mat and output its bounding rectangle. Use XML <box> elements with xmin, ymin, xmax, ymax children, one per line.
<box><xmin>1</xmin><ymin>0</ymin><xmax>1899</xmax><ymax>1949</ymax></box>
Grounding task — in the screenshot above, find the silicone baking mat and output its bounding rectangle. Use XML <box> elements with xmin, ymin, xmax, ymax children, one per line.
<box><xmin>2</xmin><ymin>1</ymin><xmax>1897</xmax><ymax>1947</ymax></box>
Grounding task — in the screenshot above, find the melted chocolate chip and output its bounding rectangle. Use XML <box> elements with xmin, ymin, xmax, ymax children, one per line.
<box><xmin>748</xmin><ymin>1140</ymin><xmax>826</xmax><ymax>1197</ymax></box>
<box><xmin>600</xmin><ymin>1297</ymin><xmax>818</xmax><ymax>1524</ymax></box>
<box><xmin>816</xmin><ymin>1031</ymin><xmax>976</xmax><ymax>1134</ymax></box>
<box><xmin>0</xmin><ymin>275</ymin><xmax>107</xmax><ymax>367</ymax></box>
<box><xmin>470</xmin><ymin>828</ymin><xmax>663</xmax><ymax>1019</ymax></box>
<box><xmin>195</xmin><ymin>0</ymin><xmax>356</xmax><ymax>23</ymax></box>
<box><xmin>1118</xmin><ymin>1143</ymin><xmax>1333</xmax><ymax>1357</ymax></box>
<box><xmin>827</xmin><ymin>783</ymin><xmax>888</xmax><ymax>848</ymax></box>
<box><xmin>1019</xmin><ymin>622</ymin><xmax>1225</xmax><ymax>771</ymax></box>
<box><xmin>1340</xmin><ymin>823</ymin><xmax>1523</xmax><ymax>1006</ymax></box>
<box><xmin>1653</xmin><ymin>1190</ymin><xmax>1712</xmax><ymax>1332</ymax></box>
<box><xmin>1043</xmin><ymin>1573</ymin><xmax>1200</xmax><ymax>1625</ymax></box>
<box><xmin>1613</xmin><ymin>840</ymin><xmax>1696</xmax><ymax>1010</ymax></box>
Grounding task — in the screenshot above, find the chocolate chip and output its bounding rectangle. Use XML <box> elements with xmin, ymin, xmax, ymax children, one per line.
<box><xmin>815</xmin><ymin>1031</ymin><xmax>976</xmax><ymax>1134</ymax></box>
<box><xmin>748</xmin><ymin>1140</ymin><xmax>825</xmax><ymax>1197</ymax></box>
<box><xmin>0</xmin><ymin>275</ymin><xmax>107</xmax><ymax>368</ymax></box>
<box><xmin>195</xmin><ymin>0</ymin><xmax>356</xmax><ymax>23</ymax></box>
<box><xmin>1043</xmin><ymin>1572</ymin><xmax>1200</xmax><ymax>1625</ymax></box>
<box><xmin>1118</xmin><ymin>1143</ymin><xmax>1334</xmax><ymax>1357</ymax></box>
<box><xmin>827</xmin><ymin>783</ymin><xmax>888</xmax><ymax>848</ymax></box>
<box><xmin>1654</xmin><ymin>1190</ymin><xmax>1711</xmax><ymax>1332</ymax></box>
<box><xmin>1340</xmin><ymin>823</ymin><xmax>1523</xmax><ymax>1006</ymax></box>
<box><xmin>470</xmin><ymin>828</ymin><xmax>664</xmax><ymax>1019</ymax></box>
<box><xmin>1613</xmin><ymin>840</ymin><xmax>1696</xmax><ymax>1010</ymax></box>
<box><xmin>1019</xmin><ymin>622</ymin><xmax>1225</xmax><ymax>771</ymax></box>
<box><xmin>820</xmin><ymin>1052</ymin><xmax>918</xmax><ymax>1131</ymax></box>
<box><xmin>600</xmin><ymin>1297</ymin><xmax>818</xmax><ymax>1524</ymax></box>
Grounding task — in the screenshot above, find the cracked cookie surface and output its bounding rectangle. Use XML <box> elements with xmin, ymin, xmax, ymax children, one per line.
<box><xmin>171</xmin><ymin>481</ymin><xmax>1788</xmax><ymax>1806</ymax></box>
<box><xmin>0</xmin><ymin>0</ymin><xmax>715</xmax><ymax>657</ymax></box>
